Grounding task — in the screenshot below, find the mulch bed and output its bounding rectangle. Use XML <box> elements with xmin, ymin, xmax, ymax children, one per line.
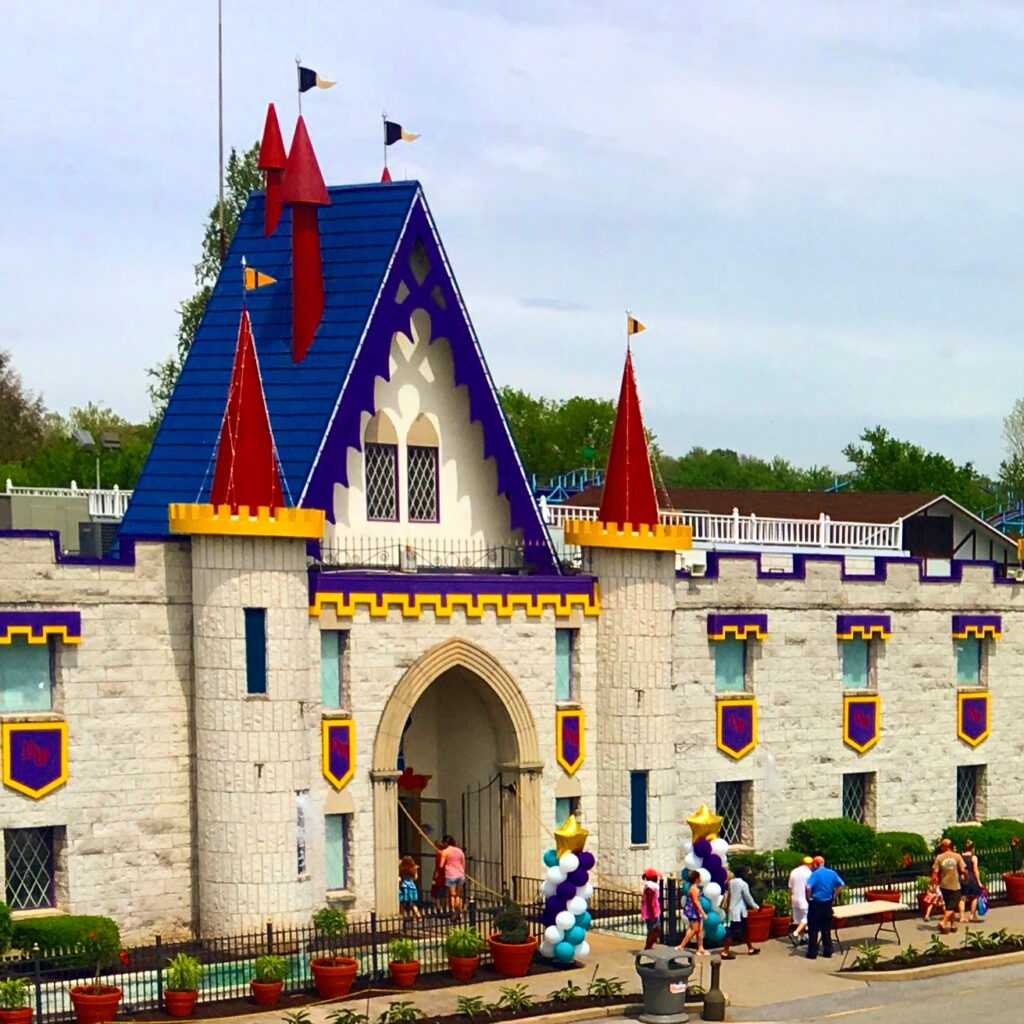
<box><xmin>841</xmin><ymin>940</ymin><xmax>1024</xmax><ymax>973</ymax></box>
<box><xmin>419</xmin><ymin>995</ymin><xmax>634</xmax><ymax>1024</ymax></box>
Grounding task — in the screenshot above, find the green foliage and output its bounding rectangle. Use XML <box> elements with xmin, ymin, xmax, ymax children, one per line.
<box><xmin>874</xmin><ymin>832</ymin><xmax>929</xmax><ymax>860</ymax></box>
<box><xmin>147</xmin><ymin>142</ymin><xmax>262</xmax><ymax>420</ymax></box>
<box><xmin>280</xmin><ymin>1012</ymin><xmax>312</xmax><ymax>1024</ymax></box>
<box><xmin>962</xmin><ymin>929</ymin><xmax>996</xmax><ymax>951</ymax></box>
<box><xmin>79</xmin><ymin>921</ymin><xmax>122</xmax><ymax>983</ymax></box>
<box><xmin>659</xmin><ymin>447</ymin><xmax>833</xmax><ymax>492</ymax></box>
<box><xmin>328</xmin><ymin>1009</ymin><xmax>370</xmax><ymax>1024</ymax></box>
<box><xmin>313</xmin><ymin>907</ymin><xmax>349</xmax><ymax>957</ymax></box>
<box><xmin>377</xmin><ymin>1002</ymin><xmax>424</xmax><ymax>1024</ymax></box>
<box><xmin>0</xmin><ymin>902</ymin><xmax>12</xmax><ymax>957</ymax></box>
<box><xmin>939</xmin><ymin>820</ymin><xmax>1024</xmax><ymax>853</ymax></box>
<box><xmin>764</xmin><ymin>889</ymin><xmax>790</xmax><ymax>915</ymax></box>
<box><xmin>726</xmin><ymin>850</ymin><xmax>772</xmax><ymax>903</ymax></box>
<box><xmin>588</xmin><ymin>976</ymin><xmax>625</xmax><ymax>998</ymax></box>
<box><xmin>496</xmin><ymin>985</ymin><xmax>534</xmax><ymax>1012</ymax></box>
<box><xmin>926</xmin><ymin>934</ymin><xmax>949</xmax><ymax>958</ymax></box>
<box><xmin>387</xmin><ymin>938</ymin><xmax>417</xmax><ymax>964</ymax></box>
<box><xmin>12</xmin><ymin>915</ymin><xmax>120</xmax><ymax>965</ymax></box>
<box><xmin>769</xmin><ymin>849</ymin><xmax>805</xmax><ymax>874</ymax></box>
<box><xmin>915</xmin><ymin>876</ymin><xmax>932</xmax><ymax>894</ymax></box>
<box><xmin>253</xmin><ymin>955</ymin><xmax>288</xmax><ymax>983</ymax></box>
<box><xmin>891</xmin><ymin>945</ymin><xmax>921</xmax><ymax>967</ymax></box>
<box><xmin>492</xmin><ymin>899</ymin><xmax>530</xmax><ymax>945</ymax></box>
<box><xmin>454</xmin><ymin>996</ymin><xmax>492</xmax><ymax>1020</ymax></box>
<box><xmin>0</xmin><ymin>978</ymin><xmax>30</xmax><ymax>1010</ymax></box>
<box><xmin>0</xmin><ymin>349</ymin><xmax>47</xmax><ymax>462</ymax></box>
<box><xmin>872</xmin><ymin>837</ymin><xmax>906</xmax><ymax>886</ymax></box>
<box><xmin>850</xmin><ymin>942</ymin><xmax>882</xmax><ymax>971</ymax></box>
<box><xmin>549</xmin><ymin>980</ymin><xmax>582</xmax><ymax>1003</ymax></box>
<box><xmin>444</xmin><ymin>926</ymin><xmax>485</xmax><ymax>958</ymax></box>
<box><xmin>685</xmin><ymin>984</ymin><xmax>706</xmax><ymax>999</ymax></box>
<box><xmin>788</xmin><ymin>818</ymin><xmax>876</xmax><ymax>863</ymax></box>
<box><xmin>165</xmin><ymin>952</ymin><xmax>204</xmax><ymax>991</ymax></box>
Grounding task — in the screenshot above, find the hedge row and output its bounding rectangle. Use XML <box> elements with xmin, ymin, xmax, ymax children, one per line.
<box><xmin>11</xmin><ymin>915</ymin><xmax>120</xmax><ymax>963</ymax></box>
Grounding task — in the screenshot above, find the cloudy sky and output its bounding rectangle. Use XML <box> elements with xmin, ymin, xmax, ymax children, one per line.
<box><xmin>3</xmin><ymin>1</ymin><xmax>1024</xmax><ymax>475</ymax></box>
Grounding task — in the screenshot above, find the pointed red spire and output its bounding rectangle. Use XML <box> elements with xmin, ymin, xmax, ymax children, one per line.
<box><xmin>380</xmin><ymin>165</ymin><xmax>392</xmax><ymax>183</ymax></box>
<box><xmin>258</xmin><ymin>104</ymin><xmax>288</xmax><ymax>238</ymax></box>
<box><xmin>598</xmin><ymin>346</ymin><xmax>659</xmax><ymax>528</ymax></box>
<box><xmin>281</xmin><ymin>116</ymin><xmax>330</xmax><ymax>363</ymax></box>
<box><xmin>210</xmin><ymin>308</ymin><xmax>284</xmax><ymax>513</ymax></box>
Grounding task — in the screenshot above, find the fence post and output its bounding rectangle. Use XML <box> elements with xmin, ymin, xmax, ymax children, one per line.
<box><xmin>32</xmin><ymin>944</ymin><xmax>42</xmax><ymax>1024</ymax></box>
<box><xmin>155</xmin><ymin>935</ymin><xmax>164</xmax><ymax>1011</ymax></box>
<box><xmin>665</xmin><ymin>876</ymin><xmax>679</xmax><ymax>944</ymax></box>
<box><xmin>468</xmin><ymin>900</ymin><xmax>478</xmax><ymax>929</ymax></box>
<box><xmin>370</xmin><ymin>912</ymin><xmax>380</xmax><ymax>980</ymax></box>
<box><xmin>266</xmin><ymin>919</ymin><xmax>274</xmax><ymax>955</ymax></box>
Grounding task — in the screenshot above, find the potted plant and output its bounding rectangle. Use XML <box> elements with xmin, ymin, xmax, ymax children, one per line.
<box><xmin>765</xmin><ymin>889</ymin><xmax>792</xmax><ymax>938</ymax></box>
<box><xmin>744</xmin><ymin>901</ymin><xmax>776</xmax><ymax>944</ymax></box>
<box><xmin>487</xmin><ymin>899</ymin><xmax>538</xmax><ymax>978</ymax></box>
<box><xmin>163</xmin><ymin>953</ymin><xmax>203</xmax><ymax>1018</ymax></box>
<box><xmin>250</xmin><ymin>955</ymin><xmax>287</xmax><ymax>1007</ymax></box>
<box><xmin>310</xmin><ymin>907</ymin><xmax>359</xmax><ymax>998</ymax></box>
<box><xmin>866</xmin><ymin>839</ymin><xmax>903</xmax><ymax>904</ymax></box>
<box><xmin>914</xmin><ymin>876</ymin><xmax>932</xmax><ymax>918</ymax></box>
<box><xmin>1003</xmin><ymin>838</ymin><xmax>1024</xmax><ymax>904</ymax></box>
<box><xmin>68</xmin><ymin>923</ymin><xmax>124</xmax><ymax>1024</ymax></box>
<box><xmin>445</xmin><ymin>926</ymin><xmax>486</xmax><ymax>981</ymax></box>
<box><xmin>0</xmin><ymin>978</ymin><xmax>32</xmax><ymax>1024</ymax></box>
<box><xmin>387</xmin><ymin>938</ymin><xmax>419</xmax><ymax>988</ymax></box>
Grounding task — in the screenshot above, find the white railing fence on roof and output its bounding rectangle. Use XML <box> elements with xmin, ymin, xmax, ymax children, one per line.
<box><xmin>4</xmin><ymin>480</ymin><xmax>133</xmax><ymax>520</ymax></box>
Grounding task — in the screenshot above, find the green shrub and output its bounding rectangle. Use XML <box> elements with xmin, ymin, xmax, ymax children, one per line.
<box><xmin>769</xmin><ymin>849</ymin><xmax>805</xmax><ymax>874</ymax></box>
<box><xmin>788</xmin><ymin>818</ymin><xmax>876</xmax><ymax>863</ymax></box>
<box><xmin>939</xmin><ymin>820</ymin><xmax>1024</xmax><ymax>853</ymax></box>
<box><xmin>387</xmin><ymin>938</ymin><xmax>417</xmax><ymax>964</ymax></box>
<box><xmin>764</xmin><ymin>889</ymin><xmax>790</xmax><ymax>915</ymax></box>
<box><xmin>11</xmin><ymin>915</ymin><xmax>120</xmax><ymax>965</ymax></box>
<box><xmin>165</xmin><ymin>952</ymin><xmax>204</xmax><ymax>991</ymax></box>
<box><xmin>874</xmin><ymin>832</ymin><xmax>929</xmax><ymax>860</ymax></box>
<box><xmin>253</xmin><ymin>955</ymin><xmax>287</xmax><ymax>982</ymax></box>
<box><xmin>0</xmin><ymin>979</ymin><xmax>29</xmax><ymax>1010</ymax></box>
<box><xmin>445</xmin><ymin>926</ymin><xmax>485</xmax><ymax>958</ymax></box>
<box><xmin>0</xmin><ymin>903</ymin><xmax>12</xmax><ymax>957</ymax></box>
<box><xmin>312</xmin><ymin>907</ymin><xmax>349</xmax><ymax>957</ymax></box>
<box><xmin>492</xmin><ymin>900</ymin><xmax>529</xmax><ymax>945</ymax></box>
<box><xmin>726</xmin><ymin>850</ymin><xmax>772</xmax><ymax>902</ymax></box>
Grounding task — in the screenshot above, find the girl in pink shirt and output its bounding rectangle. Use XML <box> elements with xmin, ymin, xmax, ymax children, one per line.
<box><xmin>440</xmin><ymin>834</ymin><xmax>466</xmax><ymax>916</ymax></box>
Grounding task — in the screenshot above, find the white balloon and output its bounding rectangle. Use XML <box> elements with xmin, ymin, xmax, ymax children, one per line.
<box><xmin>546</xmin><ymin>865</ymin><xmax>567</xmax><ymax>884</ymax></box>
<box><xmin>539</xmin><ymin>940</ymin><xmax>555</xmax><ymax>958</ymax></box>
<box><xmin>567</xmin><ymin>896</ymin><xmax>588</xmax><ymax>915</ymax></box>
<box><xmin>704</xmin><ymin>882</ymin><xmax>722</xmax><ymax>900</ymax></box>
<box><xmin>541</xmin><ymin>879</ymin><xmax>557</xmax><ymax>897</ymax></box>
<box><xmin>576</xmin><ymin>940</ymin><xmax>590</xmax><ymax>959</ymax></box>
<box><xmin>582</xmin><ymin>883</ymin><xmax>593</xmax><ymax>899</ymax></box>
<box><xmin>682</xmin><ymin>840</ymin><xmax>693</xmax><ymax>855</ymax></box>
<box><xmin>555</xmin><ymin>910</ymin><xmax>576</xmax><ymax>931</ymax></box>
<box><xmin>710</xmin><ymin>838</ymin><xmax>730</xmax><ymax>858</ymax></box>
<box><xmin>559</xmin><ymin>853</ymin><xmax>580</xmax><ymax>874</ymax></box>
<box><xmin>698</xmin><ymin>868</ymin><xmax>711</xmax><ymax>886</ymax></box>
<box><xmin>544</xmin><ymin>925</ymin><xmax>563</xmax><ymax>945</ymax></box>
<box><xmin>707</xmin><ymin>895</ymin><xmax>722</xmax><ymax>911</ymax></box>
<box><xmin>683</xmin><ymin>853</ymin><xmax>698</xmax><ymax>871</ymax></box>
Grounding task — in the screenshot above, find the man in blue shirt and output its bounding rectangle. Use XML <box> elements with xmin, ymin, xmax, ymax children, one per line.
<box><xmin>804</xmin><ymin>855</ymin><xmax>845</xmax><ymax>959</ymax></box>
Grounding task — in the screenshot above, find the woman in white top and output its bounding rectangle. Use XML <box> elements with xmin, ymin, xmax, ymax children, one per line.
<box><xmin>788</xmin><ymin>857</ymin><xmax>813</xmax><ymax>945</ymax></box>
<box><xmin>721</xmin><ymin>866</ymin><xmax>761</xmax><ymax>959</ymax></box>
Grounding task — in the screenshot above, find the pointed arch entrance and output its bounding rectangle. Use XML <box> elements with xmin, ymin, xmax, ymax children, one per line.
<box><xmin>371</xmin><ymin>638</ymin><xmax>542</xmax><ymax>913</ymax></box>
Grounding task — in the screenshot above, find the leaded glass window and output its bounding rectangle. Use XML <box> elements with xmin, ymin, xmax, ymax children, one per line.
<box><xmin>957</xmin><ymin>765</ymin><xmax>980</xmax><ymax>823</ymax></box>
<box><xmin>716</xmin><ymin>781</ymin><xmax>743</xmax><ymax>845</ymax></box>
<box><xmin>842</xmin><ymin>773</ymin><xmax>867</xmax><ymax>824</ymax></box>
<box><xmin>5</xmin><ymin>827</ymin><xmax>54</xmax><ymax>910</ymax></box>
<box><xmin>407</xmin><ymin>446</ymin><xmax>438</xmax><ymax>522</ymax></box>
<box><xmin>365</xmin><ymin>443</ymin><xmax>398</xmax><ymax>521</ymax></box>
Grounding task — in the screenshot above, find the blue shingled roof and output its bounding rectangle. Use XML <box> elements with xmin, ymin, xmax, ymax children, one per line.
<box><xmin>118</xmin><ymin>183</ymin><xmax>418</xmax><ymax>541</ymax></box>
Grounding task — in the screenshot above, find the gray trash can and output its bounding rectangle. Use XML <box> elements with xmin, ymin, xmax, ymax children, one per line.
<box><xmin>633</xmin><ymin>944</ymin><xmax>695</xmax><ymax>1024</ymax></box>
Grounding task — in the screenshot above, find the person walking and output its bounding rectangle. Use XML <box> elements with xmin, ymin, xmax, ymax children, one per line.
<box><xmin>788</xmin><ymin>856</ymin><xmax>813</xmax><ymax>946</ymax></box>
<box><xmin>805</xmin><ymin>855</ymin><xmax>845</xmax><ymax>960</ymax></box>
<box><xmin>932</xmin><ymin>838</ymin><xmax>966</xmax><ymax>934</ymax></box>
<box><xmin>675</xmin><ymin>870</ymin><xmax>708</xmax><ymax>956</ymax></box>
<box><xmin>961</xmin><ymin>839</ymin><xmax>982</xmax><ymax>923</ymax></box>
<box><xmin>430</xmin><ymin>838</ymin><xmax>448</xmax><ymax>912</ymax></box>
<box><xmin>398</xmin><ymin>855</ymin><xmax>422</xmax><ymax>926</ymax></box>
<box><xmin>641</xmin><ymin>868</ymin><xmax>662</xmax><ymax>949</ymax></box>
<box><xmin>439</xmin><ymin>834</ymin><xmax>466</xmax><ymax>917</ymax></box>
<box><xmin>721</xmin><ymin>866</ymin><xmax>761</xmax><ymax>959</ymax></box>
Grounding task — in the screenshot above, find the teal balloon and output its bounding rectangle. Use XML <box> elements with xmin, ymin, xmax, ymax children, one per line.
<box><xmin>543</xmin><ymin>849</ymin><xmax>559</xmax><ymax>868</ymax></box>
<box><xmin>565</xmin><ymin>926</ymin><xmax>586</xmax><ymax>945</ymax></box>
<box><xmin>575</xmin><ymin>911</ymin><xmax>592</xmax><ymax>930</ymax></box>
<box><xmin>554</xmin><ymin>941</ymin><xmax>575</xmax><ymax>962</ymax></box>
<box><xmin>712</xmin><ymin>923</ymin><xmax>727</xmax><ymax>943</ymax></box>
<box><xmin>699</xmin><ymin>896</ymin><xmax>712</xmax><ymax>912</ymax></box>
<box><xmin>704</xmin><ymin>911</ymin><xmax>720</xmax><ymax>929</ymax></box>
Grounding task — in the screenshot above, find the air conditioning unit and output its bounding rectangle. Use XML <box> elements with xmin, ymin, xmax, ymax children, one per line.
<box><xmin>1013</xmin><ymin>568</ymin><xmax>1024</xmax><ymax>583</ymax></box>
<box><xmin>398</xmin><ymin>545</ymin><xmax>418</xmax><ymax>573</ymax></box>
<box><xmin>681</xmin><ymin>551</ymin><xmax>707</xmax><ymax>577</ymax></box>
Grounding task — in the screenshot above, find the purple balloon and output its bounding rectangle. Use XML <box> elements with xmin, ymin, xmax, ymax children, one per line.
<box><xmin>542</xmin><ymin>906</ymin><xmax>557</xmax><ymax>926</ymax></box>
<box><xmin>556</xmin><ymin>880</ymin><xmax>576</xmax><ymax>901</ymax></box>
<box><xmin>693</xmin><ymin>838</ymin><xmax>712</xmax><ymax>858</ymax></box>
<box><xmin>577</xmin><ymin>851</ymin><xmax>596</xmax><ymax>871</ymax></box>
<box><xmin>568</xmin><ymin>868</ymin><xmax>589</xmax><ymax>887</ymax></box>
<box><xmin>712</xmin><ymin>867</ymin><xmax>728</xmax><ymax>887</ymax></box>
<box><xmin>705</xmin><ymin>854</ymin><xmax>722</xmax><ymax>873</ymax></box>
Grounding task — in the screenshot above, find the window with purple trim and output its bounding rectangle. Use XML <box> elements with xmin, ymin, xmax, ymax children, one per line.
<box><xmin>5</xmin><ymin>826</ymin><xmax>59</xmax><ymax>910</ymax></box>
<box><xmin>365</xmin><ymin>443</ymin><xmax>399</xmax><ymax>521</ymax></box>
<box><xmin>0</xmin><ymin>637</ymin><xmax>55</xmax><ymax>712</ymax></box>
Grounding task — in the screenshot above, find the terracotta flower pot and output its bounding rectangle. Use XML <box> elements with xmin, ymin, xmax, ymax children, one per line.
<box><xmin>249</xmin><ymin>980</ymin><xmax>283</xmax><ymax>1007</ymax></box>
<box><xmin>164</xmin><ymin>990</ymin><xmax>198</xmax><ymax>1018</ymax></box>
<box><xmin>487</xmin><ymin>934</ymin><xmax>538</xmax><ymax>978</ymax></box>
<box><xmin>745</xmin><ymin>905</ymin><xmax>775</xmax><ymax>945</ymax></box>
<box><xmin>917</xmin><ymin>893</ymin><xmax>930</xmax><ymax>918</ymax></box>
<box><xmin>864</xmin><ymin>888</ymin><xmax>900</xmax><ymax>924</ymax></box>
<box><xmin>310</xmin><ymin>957</ymin><xmax>359</xmax><ymax>998</ymax></box>
<box><xmin>388</xmin><ymin>960</ymin><xmax>420</xmax><ymax>988</ymax></box>
<box><xmin>0</xmin><ymin>1008</ymin><xmax>33</xmax><ymax>1024</ymax></box>
<box><xmin>770</xmin><ymin>914</ymin><xmax>792</xmax><ymax>938</ymax></box>
<box><xmin>1004</xmin><ymin>872</ymin><xmax>1024</xmax><ymax>905</ymax></box>
<box><xmin>69</xmin><ymin>985</ymin><xmax>123</xmax><ymax>1024</ymax></box>
<box><xmin>449</xmin><ymin>954</ymin><xmax>480</xmax><ymax>981</ymax></box>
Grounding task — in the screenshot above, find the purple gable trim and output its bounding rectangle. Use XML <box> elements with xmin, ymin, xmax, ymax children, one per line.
<box><xmin>0</xmin><ymin>610</ymin><xmax>81</xmax><ymax>642</ymax></box>
<box><xmin>0</xmin><ymin>529</ymin><xmax>186</xmax><ymax>568</ymax></box>
<box><xmin>301</xmin><ymin>197</ymin><xmax>557</xmax><ymax>574</ymax></box>
<box><xmin>952</xmin><ymin>614</ymin><xmax>1002</xmax><ymax>636</ymax></box>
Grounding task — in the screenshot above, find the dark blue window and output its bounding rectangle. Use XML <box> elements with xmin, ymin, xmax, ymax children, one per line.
<box><xmin>244</xmin><ymin>608</ymin><xmax>267</xmax><ymax>695</ymax></box>
<box><xmin>630</xmin><ymin>771</ymin><xmax>649</xmax><ymax>845</ymax></box>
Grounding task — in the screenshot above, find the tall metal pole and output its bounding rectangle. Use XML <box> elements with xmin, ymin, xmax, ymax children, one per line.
<box><xmin>217</xmin><ymin>0</ymin><xmax>226</xmax><ymax>260</ymax></box>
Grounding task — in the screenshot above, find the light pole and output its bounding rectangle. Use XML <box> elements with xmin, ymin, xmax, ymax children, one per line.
<box><xmin>73</xmin><ymin>430</ymin><xmax>121</xmax><ymax>489</ymax></box>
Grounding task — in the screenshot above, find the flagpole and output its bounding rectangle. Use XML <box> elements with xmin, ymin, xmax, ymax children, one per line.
<box><xmin>296</xmin><ymin>56</ymin><xmax>303</xmax><ymax>116</ymax></box>
<box><xmin>217</xmin><ymin>0</ymin><xmax>225</xmax><ymax>260</ymax></box>
<box><xmin>382</xmin><ymin>111</ymin><xmax>388</xmax><ymax>173</ymax></box>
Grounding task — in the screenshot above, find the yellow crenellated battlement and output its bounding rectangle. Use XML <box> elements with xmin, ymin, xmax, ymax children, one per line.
<box><xmin>563</xmin><ymin>518</ymin><xmax>692</xmax><ymax>551</ymax></box>
<box><xmin>168</xmin><ymin>503</ymin><xmax>325</xmax><ymax>539</ymax></box>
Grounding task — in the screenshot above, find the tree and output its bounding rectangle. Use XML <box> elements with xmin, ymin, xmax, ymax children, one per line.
<box><xmin>147</xmin><ymin>143</ymin><xmax>262</xmax><ymax>419</ymax></box>
<box><xmin>0</xmin><ymin>349</ymin><xmax>46</xmax><ymax>462</ymax></box>
<box><xmin>659</xmin><ymin>447</ymin><xmax>834</xmax><ymax>491</ymax></box>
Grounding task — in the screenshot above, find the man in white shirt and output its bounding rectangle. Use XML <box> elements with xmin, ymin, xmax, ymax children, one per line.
<box><xmin>788</xmin><ymin>856</ymin><xmax>813</xmax><ymax>946</ymax></box>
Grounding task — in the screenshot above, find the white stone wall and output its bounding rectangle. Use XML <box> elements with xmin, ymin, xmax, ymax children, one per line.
<box><xmin>0</xmin><ymin>536</ymin><xmax>194</xmax><ymax>943</ymax></box>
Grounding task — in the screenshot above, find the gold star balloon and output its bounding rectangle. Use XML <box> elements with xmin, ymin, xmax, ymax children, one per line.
<box><xmin>686</xmin><ymin>804</ymin><xmax>723</xmax><ymax>842</ymax></box>
<box><xmin>554</xmin><ymin>814</ymin><xmax>589</xmax><ymax>858</ymax></box>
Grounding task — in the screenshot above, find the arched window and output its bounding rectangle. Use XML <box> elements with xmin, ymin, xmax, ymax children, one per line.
<box><xmin>364</xmin><ymin>412</ymin><xmax>399</xmax><ymax>521</ymax></box>
<box><xmin>407</xmin><ymin>414</ymin><xmax>439</xmax><ymax>523</ymax></box>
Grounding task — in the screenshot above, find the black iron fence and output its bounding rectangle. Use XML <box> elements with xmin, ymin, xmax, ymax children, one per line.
<box><xmin>511</xmin><ymin>876</ymin><xmax>642</xmax><ymax>935</ymax></box>
<box><xmin>4</xmin><ymin>903</ymin><xmax>516</xmax><ymax>1024</ymax></box>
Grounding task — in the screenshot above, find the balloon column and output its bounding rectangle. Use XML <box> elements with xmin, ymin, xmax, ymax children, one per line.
<box><xmin>538</xmin><ymin>815</ymin><xmax>595</xmax><ymax>963</ymax></box>
<box><xmin>682</xmin><ymin>804</ymin><xmax>731</xmax><ymax>947</ymax></box>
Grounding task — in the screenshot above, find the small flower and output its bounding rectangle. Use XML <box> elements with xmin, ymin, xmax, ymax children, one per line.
<box><xmin>118</xmin><ymin>950</ymin><xmax>131</xmax><ymax>966</ymax></box>
<box><xmin>1013</xmin><ymin>837</ymin><xmax>1021</xmax><ymax>847</ymax></box>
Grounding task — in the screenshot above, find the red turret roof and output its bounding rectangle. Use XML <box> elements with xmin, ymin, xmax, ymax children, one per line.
<box><xmin>210</xmin><ymin>308</ymin><xmax>284</xmax><ymax>512</ymax></box>
<box><xmin>280</xmin><ymin>116</ymin><xmax>330</xmax><ymax>206</ymax></box>
<box><xmin>258</xmin><ymin>103</ymin><xmax>287</xmax><ymax>169</ymax></box>
<box><xmin>598</xmin><ymin>346</ymin><xmax>659</xmax><ymax>528</ymax></box>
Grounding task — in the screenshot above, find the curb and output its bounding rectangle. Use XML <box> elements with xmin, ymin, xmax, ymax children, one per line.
<box><xmin>838</xmin><ymin>948</ymin><xmax>1024</xmax><ymax>981</ymax></box>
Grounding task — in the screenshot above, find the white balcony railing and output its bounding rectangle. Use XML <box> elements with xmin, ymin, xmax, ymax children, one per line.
<box><xmin>4</xmin><ymin>480</ymin><xmax>133</xmax><ymax>520</ymax></box>
<box><xmin>541</xmin><ymin>501</ymin><xmax>903</xmax><ymax>553</ymax></box>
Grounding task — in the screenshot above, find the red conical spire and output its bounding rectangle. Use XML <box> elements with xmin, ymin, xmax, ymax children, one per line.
<box><xmin>598</xmin><ymin>346</ymin><xmax>659</xmax><ymax>528</ymax></box>
<box><xmin>210</xmin><ymin>308</ymin><xmax>284</xmax><ymax>513</ymax></box>
<box><xmin>380</xmin><ymin>165</ymin><xmax>392</xmax><ymax>183</ymax></box>
<box><xmin>258</xmin><ymin>103</ymin><xmax>288</xmax><ymax>238</ymax></box>
<box><xmin>281</xmin><ymin>116</ymin><xmax>330</xmax><ymax>363</ymax></box>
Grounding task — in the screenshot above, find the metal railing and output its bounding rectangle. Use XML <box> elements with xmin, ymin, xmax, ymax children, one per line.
<box><xmin>318</xmin><ymin>537</ymin><xmax>529</xmax><ymax>573</ymax></box>
<box><xmin>511</xmin><ymin>875</ymin><xmax>642</xmax><ymax>935</ymax></box>
<box><xmin>3</xmin><ymin>481</ymin><xmax>132</xmax><ymax>520</ymax></box>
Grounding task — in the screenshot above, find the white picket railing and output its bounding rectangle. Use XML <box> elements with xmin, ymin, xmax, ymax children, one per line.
<box><xmin>541</xmin><ymin>500</ymin><xmax>903</xmax><ymax>552</ymax></box>
<box><xmin>4</xmin><ymin>480</ymin><xmax>133</xmax><ymax>520</ymax></box>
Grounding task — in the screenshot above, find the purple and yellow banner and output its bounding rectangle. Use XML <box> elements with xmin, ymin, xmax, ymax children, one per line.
<box><xmin>952</xmin><ymin>615</ymin><xmax>1001</xmax><ymax>640</ymax></box>
<box><xmin>555</xmin><ymin>709</ymin><xmax>585</xmax><ymax>775</ymax></box>
<box><xmin>836</xmin><ymin>615</ymin><xmax>891</xmax><ymax>640</ymax></box>
<box><xmin>0</xmin><ymin>611</ymin><xmax>81</xmax><ymax>645</ymax></box>
<box><xmin>957</xmin><ymin>692</ymin><xmax>990</xmax><ymax>747</ymax></box>
<box><xmin>2</xmin><ymin>723</ymin><xmax>68</xmax><ymax>798</ymax></box>
<box><xmin>843</xmin><ymin>694</ymin><xmax>880</xmax><ymax>753</ymax></box>
<box><xmin>322</xmin><ymin>719</ymin><xmax>355</xmax><ymax>789</ymax></box>
<box><xmin>717</xmin><ymin>699</ymin><xmax>757</xmax><ymax>759</ymax></box>
<box><xmin>707</xmin><ymin>614</ymin><xmax>768</xmax><ymax>641</ymax></box>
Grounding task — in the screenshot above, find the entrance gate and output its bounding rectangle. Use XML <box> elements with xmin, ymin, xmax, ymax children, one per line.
<box><xmin>461</xmin><ymin>771</ymin><xmax>505</xmax><ymax>901</ymax></box>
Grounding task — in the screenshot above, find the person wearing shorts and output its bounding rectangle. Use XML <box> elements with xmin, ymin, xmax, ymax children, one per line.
<box><xmin>788</xmin><ymin>857</ymin><xmax>813</xmax><ymax>946</ymax></box>
<box><xmin>440</xmin><ymin>834</ymin><xmax>466</xmax><ymax>916</ymax></box>
<box><xmin>932</xmin><ymin>838</ymin><xmax>966</xmax><ymax>935</ymax></box>
<box><xmin>722</xmin><ymin>866</ymin><xmax>760</xmax><ymax>959</ymax></box>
